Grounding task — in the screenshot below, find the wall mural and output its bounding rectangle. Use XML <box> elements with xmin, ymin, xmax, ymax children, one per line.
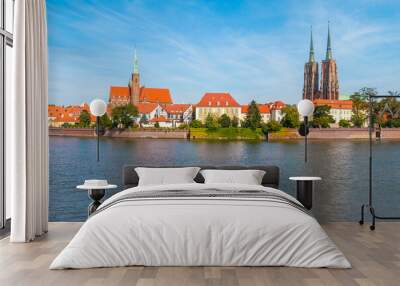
<box><xmin>46</xmin><ymin>0</ymin><xmax>400</xmax><ymax>222</ymax></box>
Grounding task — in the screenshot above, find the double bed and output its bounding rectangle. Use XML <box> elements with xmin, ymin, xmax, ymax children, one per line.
<box><xmin>50</xmin><ymin>165</ymin><xmax>350</xmax><ymax>269</ymax></box>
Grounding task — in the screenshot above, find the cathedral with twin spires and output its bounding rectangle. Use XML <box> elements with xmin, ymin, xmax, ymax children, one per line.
<box><xmin>303</xmin><ymin>24</ymin><xmax>339</xmax><ymax>101</ymax></box>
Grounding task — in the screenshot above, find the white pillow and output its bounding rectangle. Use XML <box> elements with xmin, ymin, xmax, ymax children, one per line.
<box><xmin>200</xmin><ymin>169</ymin><xmax>266</xmax><ymax>185</ymax></box>
<box><xmin>135</xmin><ymin>167</ymin><xmax>201</xmax><ymax>186</ymax></box>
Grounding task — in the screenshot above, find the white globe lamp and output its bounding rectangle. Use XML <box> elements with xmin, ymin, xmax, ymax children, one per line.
<box><xmin>90</xmin><ymin>99</ymin><xmax>107</xmax><ymax>117</ymax></box>
<box><xmin>89</xmin><ymin>99</ymin><xmax>107</xmax><ymax>162</ymax></box>
<box><xmin>297</xmin><ymin>99</ymin><xmax>315</xmax><ymax>117</ymax></box>
<box><xmin>297</xmin><ymin>99</ymin><xmax>315</xmax><ymax>162</ymax></box>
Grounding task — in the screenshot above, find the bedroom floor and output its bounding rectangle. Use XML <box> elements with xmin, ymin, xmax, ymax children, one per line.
<box><xmin>0</xmin><ymin>222</ymin><xmax>399</xmax><ymax>286</ymax></box>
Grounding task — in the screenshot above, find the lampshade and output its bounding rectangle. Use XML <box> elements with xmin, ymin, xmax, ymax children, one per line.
<box><xmin>297</xmin><ymin>99</ymin><xmax>315</xmax><ymax>117</ymax></box>
<box><xmin>89</xmin><ymin>99</ymin><xmax>107</xmax><ymax>117</ymax></box>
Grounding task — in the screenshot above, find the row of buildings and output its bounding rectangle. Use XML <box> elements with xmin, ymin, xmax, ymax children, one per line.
<box><xmin>48</xmin><ymin>93</ymin><xmax>352</xmax><ymax>129</ymax></box>
<box><xmin>48</xmin><ymin>94</ymin><xmax>286</xmax><ymax>128</ymax></box>
<box><xmin>49</xmin><ymin>25</ymin><xmax>354</xmax><ymax>128</ymax></box>
<box><xmin>48</xmin><ymin>103</ymin><xmax>94</xmax><ymax>127</ymax></box>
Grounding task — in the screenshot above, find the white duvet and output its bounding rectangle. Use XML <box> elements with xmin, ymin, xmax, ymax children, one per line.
<box><xmin>50</xmin><ymin>183</ymin><xmax>351</xmax><ymax>269</ymax></box>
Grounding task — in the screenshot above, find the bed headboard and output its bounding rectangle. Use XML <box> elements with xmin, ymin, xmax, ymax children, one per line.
<box><xmin>122</xmin><ymin>165</ymin><xmax>280</xmax><ymax>189</ymax></box>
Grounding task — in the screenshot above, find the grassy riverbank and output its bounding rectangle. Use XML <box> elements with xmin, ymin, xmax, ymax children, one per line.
<box><xmin>49</xmin><ymin>127</ymin><xmax>400</xmax><ymax>140</ymax></box>
<box><xmin>190</xmin><ymin>127</ymin><xmax>265</xmax><ymax>140</ymax></box>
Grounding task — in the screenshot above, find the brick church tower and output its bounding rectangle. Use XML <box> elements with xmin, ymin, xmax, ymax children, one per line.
<box><xmin>129</xmin><ymin>50</ymin><xmax>140</xmax><ymax>105</ymax></box>
<box><xmin>108</xmin><ymin>49</ymin><xmax>173</xmax><ymax>109</ymax></box>
<box><xmin>303</xmin><ymin>27</ymin><xmax>319</xmax><ymax>100</ymax></box>
<box><xmin>320</xmin><ymin>24</ymin><xmax>339</xmax><ymax>100</ymax></box>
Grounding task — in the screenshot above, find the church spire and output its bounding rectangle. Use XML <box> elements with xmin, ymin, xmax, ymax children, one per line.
<box><xmin>309</xmin><ymin>26</ymin><xmax>315</xmax><ymax>62</ymax></box>
<box><xmin>326</xmin><ymin>22</ymin><xmax>333</xmax><ymax>60</ymax></box>
<box><xmin>130</xmin><ymin>48</ymin><xmax>141</xmax><ymax>105</ymax></box>
<box><xmin>133</xmin><ymin>48</ymin><xmax>139</xmax><ymax>74</ymax></box>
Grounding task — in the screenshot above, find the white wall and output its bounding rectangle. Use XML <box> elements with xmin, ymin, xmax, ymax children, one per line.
<box><xmin>271</xmin><ymin>109</ymin><xmax>283</xmax><ymax>122</ymax></box>
<box><xmin>330</xmin><ymin>108</ymin><xmax>352</xmax><ymax>123</ymax></box>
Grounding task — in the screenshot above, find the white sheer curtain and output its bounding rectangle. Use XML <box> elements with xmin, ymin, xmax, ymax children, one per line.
<box><xmin>8</xmin><ymin>0</ymin><xmax>48</xmax><ymax>242</ymax></box>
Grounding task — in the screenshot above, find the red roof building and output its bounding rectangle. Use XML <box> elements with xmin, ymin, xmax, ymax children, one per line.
<box><xmin>195</xmin><ymin>92</ymin><xmax>241</xmax><ymax>123</ymax></box>
<box><xmin>140</xmin><ymin>88</ymin><xmax>172</xmax><ymax>105</ymax></box>
<box><xmin>48</xmin><ymin>103</ymin><xmax>95</xmax><ymax>127</ymax></box>
<box><xmin>241</xmin><ymin>104</ymin><xmax>270</xmax><ymax>114</ymax></box>
<box><xmin>109</xmin><ymin>85</ymin><xmax>172</xmax><ymax>108</ymax></box>
<box><xmin>313</xmin><ymin>99</ymin><xmax>352</xmax><ymax>109</ymax></box>
<box><xmin>108</xmin><ymin>52</ymin><xmax>173</xmax><ymax>109</ymax></box>
<box><xmin>149</xmin><ymin>115</ymin><xmax>168</xmax><ymax>123</ymax></box>
<box><xmin>164</xmin><ymin>104</ymin><xmax>193</xmax><ymax>125</ymax></box>
<box><xmin>241</xmin><ymin>104</ymin><xmax>271</xmax><ymax>123</ymax></box>
<box><xmin>313</xmin><ymin>99</ymin><xmax>353</xmax><ymax>124</ymax></box>
<box><xmin>164</xmin><ymin>104</ymin><xmax>192</xmax><ymax>114</ymax></box>
<box><xmin>136</xmin><ymin>103</ymin><xmax>159</xmax><ymax>114</ymax></box>
<box><xmin>197</xmin><ymin>92</ymin><xmax>240</xmax><ymax>108</ymax></box>
<box><xmin>48</xmin><ymin>105</ymin><xmax>64</xmax><ymax>119</ymax></box>
<box><xmin>110</xmin><ymin>86</ymin><xmax>130</xmax><ymax>97</ymax></box>
<box><xmin>265</xmin><ymin>101</ymin><xmax>286</xmax><ymax>122</ymax></box>
<box><xmin>109</xmin><ymin>86</ymin><xmax>131</xmax><ymax>108</ymax></box>
<box><xmin>269</xmin><ymin>100</ymin><xmax>285</xmax><ymax>110</ymax></box>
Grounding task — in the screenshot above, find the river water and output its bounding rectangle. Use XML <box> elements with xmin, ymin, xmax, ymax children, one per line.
<box><xmin>49</xmin><ymin>136</ymin><xmax>400</xmax><ymax>222</ymax></box>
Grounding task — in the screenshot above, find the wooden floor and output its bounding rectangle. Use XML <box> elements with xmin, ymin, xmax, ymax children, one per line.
<box><xmin>0</xmin><ymin>222</ymin><xmax>399</xmax><ymax>286</ymax></box>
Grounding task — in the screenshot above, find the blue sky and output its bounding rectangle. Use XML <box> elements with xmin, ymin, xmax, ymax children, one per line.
<box><xmin>47</xmin><ymin>0</ymin><xmax>400</xmax><ymax>105</ymax></box>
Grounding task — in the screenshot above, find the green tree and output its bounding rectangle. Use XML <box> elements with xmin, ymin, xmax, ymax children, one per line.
<box><xmin>231</xmin><ymin>116</ymin><xmax>239</xmax><ymax>127</ymax></box>
<box><xmin>79</xmin><ymin>110</ymin><xmax>91</xmax><ymax>127</ymax></box>
<box><xmin>244</xmin><ymin>100</ymin><xmax>262</xmax><ymax>130</ymax></box>
<box><xmin>99</xmin><ymin>114</ymin><xmax>112</xmax><ymax>129</ymax></box>
<box><xmin>261</xmin><ymin>123</ymin><xmax>269</xmax><ymax>135</ymax></box>
<box><xmin>190</xmin><ymin>119</ymin><xmax>202</xmax><ymax>128</ymax></box>
<box><xmin>112</xmin><ymin>104</ymin><xmax>139</xmax><ymax>129</ymax></box>
<box><xmin>388</xmin><ymin>91</ymin><xmax>400</xmax><ymax>119</ymax></box>
<box><xmin>339</xmin><ymin>119</ymin><xmax>351</xmax><ymax>128</ymax></box>
<box><xmin>281</xmin><ymin>105</ymin><xmax>300</xmax><ymax>128</ymax></box>
<box><xmin>387</xmin><ymin>90</ymin><xmax>400</xmax><ymax>115</ymax></box>
<box><xmin>61</xmin><ymin>122</ymin><xmax>73</xmax><ymax>128</ymax></box>
<box><xmin>392</xmin><ymin>118</ymin><xmax>400</xmax><ymax>127</ymax></box>
<box><xmin>154</xmin><ymin>122</ymin><xmax>160</xmax><ymax>128</ymax></box>
<box><xmin>376</xmin><ymin>91</ymin><xmax>400</xmax><ymax>127</ymax></box>
<box><xmin>178</xmin><ymin>123</ymin><xmax>189</xmax><ymax>129</ymax></box>
<box><xmin>312</xmin><ymin>105</ymin><xmax>335</xmax><ymax>128</ymax></box>
<box><xmin>264</xmin><ymin>120</ymin><xmax>282</xmax><ymax>132</ymax></box>
<box><xmin>218</xmin><ymin>114</ymin><xmax>231</xmax><ymax>128</ymax></box>
<box><xmin>205</xmin><ymin>114</ymin><xmax>219</xmax><ymax>130</ymax></box>
<box><xmin>350</xmin><ymin>87</ymin><xmax>376</xmax><ymax>127</ymax></box>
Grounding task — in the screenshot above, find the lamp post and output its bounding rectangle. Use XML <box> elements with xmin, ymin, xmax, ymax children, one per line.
<box><xmin>297</xmin><ymin>99</ymin><xmax>315</xmax><ymax>162</ymax></box>
<box><xmin>89</xmin><ymin>99</ymin><xmax>107</xmax><ymax>162</ymax></box>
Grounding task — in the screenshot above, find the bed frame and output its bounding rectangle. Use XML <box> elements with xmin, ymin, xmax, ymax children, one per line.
<box><xmin>122</xmin><ymin>165</ymin><xmax>280</xmax><ymax>189</ymax></box>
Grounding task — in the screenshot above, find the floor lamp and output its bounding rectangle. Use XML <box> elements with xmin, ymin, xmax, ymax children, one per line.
<box><xmin>359</xmin><ymin>93</ymin><xmax>400</xmax><ymax>230</ymax></box>
<box><xmin>89</xmin><ymin>99</ymin><xmax>107</xmax><ymax>162</ymax></box>
<box><xmin>297</xmin><ymin>99</ymin><xmax>315</xmax><ymax>162</ymax></box>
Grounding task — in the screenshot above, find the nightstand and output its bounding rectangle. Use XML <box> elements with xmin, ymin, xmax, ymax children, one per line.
<box><xmin>289</xmin><ymin>177</ymin><xmax>321</xmax><ymax>210</ymax></box>
<box><xmin>76</xmin><ymin>180</ymin><xmax>117</xmax><ymax>216</ymax></box>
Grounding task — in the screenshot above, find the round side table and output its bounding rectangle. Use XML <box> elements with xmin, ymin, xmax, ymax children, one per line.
<box><xmin>76</xmin><ymin>184</ymin><xmax>117</xmax><ymax>216</ymax></box>
<box><xmin>289</xmin><ymin>177</ymin><xmax>321</xmax><ymax>210</ymax></box>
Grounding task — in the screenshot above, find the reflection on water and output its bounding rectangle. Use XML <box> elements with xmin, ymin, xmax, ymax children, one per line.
<box><xmin>49</xmin><ymin>137</ymin><xmax>400</xmax><ymax>222</ymax></box>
